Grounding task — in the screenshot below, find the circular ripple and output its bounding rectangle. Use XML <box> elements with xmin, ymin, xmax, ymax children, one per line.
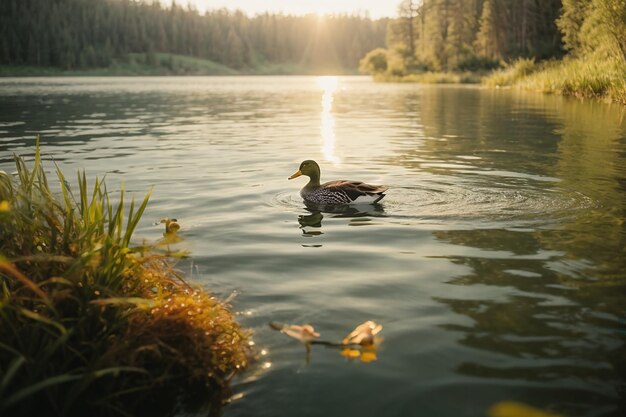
<box><xmin>269</xmin><ymin>190</ymin><xmax>305</xmax><ymax>211</ymax></box>
<box><xmin>385</xmin><ymin>183</ymin><xmax>595</xmax><ymax>227</ymax></box>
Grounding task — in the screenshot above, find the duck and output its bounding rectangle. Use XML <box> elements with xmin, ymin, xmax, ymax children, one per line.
<box><xmin>288</xmin><ymin>160</ymin><xmax>387</xmax><ymax>204</ymax></box>
<box><xmin>159</xmin><ymin>218</ymin><xmax>180</xmax><ymax>234</ymax></box>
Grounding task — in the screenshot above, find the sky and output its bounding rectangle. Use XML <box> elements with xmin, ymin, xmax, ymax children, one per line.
<box><xmin>176</xmin><ymin>0</ymin><xmax>398</xmax><ymax>18</ymax></box>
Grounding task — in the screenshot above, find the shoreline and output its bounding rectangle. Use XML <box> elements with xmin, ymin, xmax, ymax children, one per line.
<box><xmin>0</xmin><ymin>53</ymin><xmax>360</xmax><ymax>78</ymax></box>
<box><xmin>3</xmin><ymin>59</ymin><xmax>624</xmax><ymax>105</ymax></box>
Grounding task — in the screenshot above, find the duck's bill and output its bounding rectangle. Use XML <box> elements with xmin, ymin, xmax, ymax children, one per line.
<box><xmin>288</xmin><ymin>170</ymin><xmax>302</xmax><ymax>180</ymax></box>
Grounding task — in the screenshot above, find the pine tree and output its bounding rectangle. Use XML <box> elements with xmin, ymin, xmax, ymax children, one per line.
<box><xmin>475</xmin><ymin>0</ymin><xmax>498</xmax><ymax>59</ymax></box>
<box><xmin>0</xmin><ymin>37</ymin><xmax>9</xmax><ymax>64</ymax></box>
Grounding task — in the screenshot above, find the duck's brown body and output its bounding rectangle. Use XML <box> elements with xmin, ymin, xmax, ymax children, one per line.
<box><xmin>289</xmin><ymin>160</ymin><xmax>387</xmax><ymax>205</ymax></box>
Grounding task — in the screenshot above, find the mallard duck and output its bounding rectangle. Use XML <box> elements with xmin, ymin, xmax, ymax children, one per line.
<box><xmin>288</xmin><ymin>160</ymin><xmax>387</xmax><ymax>204</ymax></box>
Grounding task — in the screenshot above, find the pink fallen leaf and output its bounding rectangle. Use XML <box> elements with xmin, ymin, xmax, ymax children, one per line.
<box><xmin>270</xmin><ymin>322</ymin><xmax>320</xmax><ymax>343</ymax></box>
<box><xmin>342</xmin><ymin>320</ymin><xmax>383</xmax><ymax>346</ymax></box>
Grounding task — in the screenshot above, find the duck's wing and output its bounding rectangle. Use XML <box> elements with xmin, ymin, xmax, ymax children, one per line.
<box><xmin>323</xmin><ymin>180</ymin><xmax>388</xmax><ymax>203</ymax></box>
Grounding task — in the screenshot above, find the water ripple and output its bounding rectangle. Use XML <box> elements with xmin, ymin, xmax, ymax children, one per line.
<box><xmin>1</xmin><ymin>76</ymin><xmax>624</xmax><ymax>417</ymax></box>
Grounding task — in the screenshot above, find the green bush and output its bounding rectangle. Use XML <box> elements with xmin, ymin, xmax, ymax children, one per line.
<box><xmin>358</xmin><ymin>48</ymin><xmax>389</xmax><ymax>75</ymax></box>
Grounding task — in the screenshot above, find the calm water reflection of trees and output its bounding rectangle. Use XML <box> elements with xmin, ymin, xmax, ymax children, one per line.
<box><xmin>389</xmin><ymin>87</ymin><xmax>626</xmax><ymax>413</ymax></box>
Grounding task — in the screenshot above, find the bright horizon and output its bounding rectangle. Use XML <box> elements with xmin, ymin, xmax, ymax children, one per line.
<box><xmin>171</xmin><ymin>0</ymin><xmax>397</xmax><ymax>18</ymax></box>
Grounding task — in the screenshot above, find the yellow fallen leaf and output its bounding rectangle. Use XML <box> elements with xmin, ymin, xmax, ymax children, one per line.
<box><xmin>340</xmin><ymin>348</ymin><xmax>361</xmax><ymax>359</ymax></box>
<box><xmin>360</xmin><ymin>351</ymin><xmax>377</xmax><ymax>363</ymax></box>
<box><xmin>489</xmin><ymin>401</ymin><xmax>564</xmax><ymax>417</ymax></box>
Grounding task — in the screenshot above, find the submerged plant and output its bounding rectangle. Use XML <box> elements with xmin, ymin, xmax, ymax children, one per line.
<box><xmin>0</xmin><ymin>139</ymin><xmax>250</xmax><ymax>416</ymax></box>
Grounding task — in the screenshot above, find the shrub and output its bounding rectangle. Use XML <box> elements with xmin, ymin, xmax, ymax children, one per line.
<box><xmin>358</xmin><ymin>48</ymin><xmax>388</xmax><ymax>75</ymax></box>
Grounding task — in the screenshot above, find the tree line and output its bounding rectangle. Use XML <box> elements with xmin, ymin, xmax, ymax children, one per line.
<box><xmin>360</xmin><ymin>0</ymin><xmax>626</xmax><ymax>76</ymax></box>
<box><xmin>0</xmin><ymin>0</ymin><xmax>388</xmax><ymax>72</ymax></box>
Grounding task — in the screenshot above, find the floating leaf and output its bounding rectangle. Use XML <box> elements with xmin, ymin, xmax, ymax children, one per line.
<box><xmin>360</xmin><ymin>347</ymin><xmax>378</xmax><ymax>363</ymax></box>
<box><xmin>340</xmin><ymin>344</ymin><xmax>379</xmax><ymax>363</ymax></box>
<box><xmin>340</xmin><ymin>348</ymin><xmax>361</xmax><ymax>359</ymax></box>
<box><xmin>489</xmin><ymin>401</ymin><xmax>564</xmax><ymax>417</ymax></box>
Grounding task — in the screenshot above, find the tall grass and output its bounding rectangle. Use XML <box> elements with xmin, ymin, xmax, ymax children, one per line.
<box><xmin>483</xmin><ymin>56</ymin><xmax>626</xmax><ymax>104</ymax></box>
<box><xmin>482</xmin><ymin>58</ymin><xmax>538</xmax><ymax>87</ymax></box>
<box><xmin>378</xmin><ymin>71</ymin><xmax>482</xmax><ymax>84</ymax></box>
<box><xmin>519</xmin><ymin>57</ymin><xmax>626</xmax><ymax>104</ymax></box>
<box><xmin>0</xmin><ymin>139</ymin><xmax>250</xmax><ymax>416</ymax></box>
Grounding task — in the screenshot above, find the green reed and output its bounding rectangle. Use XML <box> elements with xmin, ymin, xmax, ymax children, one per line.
<box><xmin>0</xmin><ymin>138</ymin><xmax>250</xmax><ymax>416</ymax></box>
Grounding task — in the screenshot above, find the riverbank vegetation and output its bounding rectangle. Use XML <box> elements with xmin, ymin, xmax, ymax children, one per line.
<box><xmin>0</xmin><ymin>53</ymin><xmax>347</xmax><ymax>77</ymax></box>
<box><xmin>0</xmin><ymin>142</ymin><xmax>250</xmax><ymax>416</ymax></box>
<box><xmin>359</xmin><ymin>0</ymin><xmax>626</xmax><ymax>104</ymax></box>
<box><xmin>0</xmin><ymin>53</ymin><xmax>239</xmax><ymax>76</ymax></box>
<box><xmin>484</xmin><ymin>57</ymin><xmax>626</xmax><ymax>104</ymax></box>
<box><xmin>485</xmin><ymin>1</ymin><xmax>626</xmax><ymax>104</ymax></box>
<box><xmin>0</xmin><ymin>0</ymin><xmax>386</xmax><ymax>75</ymax></box>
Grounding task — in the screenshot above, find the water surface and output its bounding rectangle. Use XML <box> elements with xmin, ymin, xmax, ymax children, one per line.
<box><xmin>1</xmin><ymin>76</ymin><xmax>625</xmax><ymax>417</ymax></box>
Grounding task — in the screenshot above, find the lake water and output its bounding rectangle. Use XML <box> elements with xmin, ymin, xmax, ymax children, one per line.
<box><xmin>0</xmin><ymin>76</ymin><xmax>625</xmax><ymax>417</ymax></box>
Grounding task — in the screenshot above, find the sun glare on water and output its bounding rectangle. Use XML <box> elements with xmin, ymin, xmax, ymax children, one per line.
<box><xmin>317</xmin><ymin>76</ymin><xmax>340</xmax><ymax>165</ymax></box>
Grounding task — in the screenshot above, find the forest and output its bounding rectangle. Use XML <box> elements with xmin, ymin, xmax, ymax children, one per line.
<box><xmin>2</xmin><ymin>0</ymin><xmax>625</xmax><ymax>98</ymax></box>
<box><xmin>0</xmin><ymin>0</ymin><xmax>387</xmax><ymax>74</ymax></box>
<box><xmin>378</xmin><ymin>0</ymin><xmax>563</xmax><ymax>73</ymax></box>
<box><xmin>360</xmin><ymin>0</ymin><xmax>626</xmax><ymax>78</ymax></box>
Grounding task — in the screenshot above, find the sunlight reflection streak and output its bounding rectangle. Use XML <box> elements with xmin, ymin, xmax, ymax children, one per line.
<box><xmin>317</xmin><ymin>76</ymin><xmax>340</xmax><ymax>165</ymax></box>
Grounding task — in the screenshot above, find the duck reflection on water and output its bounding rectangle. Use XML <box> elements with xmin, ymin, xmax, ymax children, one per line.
<box><xmin>298</xmin><ymin>201</ymin><xmax>386</xmax><ymax>236</ymax></box>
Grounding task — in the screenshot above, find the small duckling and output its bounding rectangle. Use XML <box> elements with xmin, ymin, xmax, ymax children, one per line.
<box><xmin>160</xmin><ymin>218</ymin><xmax>180</xmax><ymax>234</ymax></box>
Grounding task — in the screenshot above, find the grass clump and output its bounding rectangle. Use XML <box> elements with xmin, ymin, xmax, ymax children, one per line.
<box><xmin>482</xmin><ymin>58</ymin><xmax>538</xmax><ymax>87</ymax></box>
<box><xmin>483</xmin><ymin>56</ymin><xmax>626</xmax><ymax>104</ymax></box>
<box><xmin>519</xmin><ymin>57</ymin><xmax>626</xmax><ymax>104</ymax></box>
<box><xmin>377</xmin><ymin>71</ymin><xmax>482</xmax><ymax>84</ymax></box>
<box><xmin>0</xmin><ymin>140</ymin><xmax>250</xmax><ymax>416</ymax></box>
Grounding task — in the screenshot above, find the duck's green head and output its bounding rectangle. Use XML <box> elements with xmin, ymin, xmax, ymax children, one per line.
<box><xmin>288</xmin><ymin>160</ymin><xmax>320</xmax><ymax>181</ymax></box>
